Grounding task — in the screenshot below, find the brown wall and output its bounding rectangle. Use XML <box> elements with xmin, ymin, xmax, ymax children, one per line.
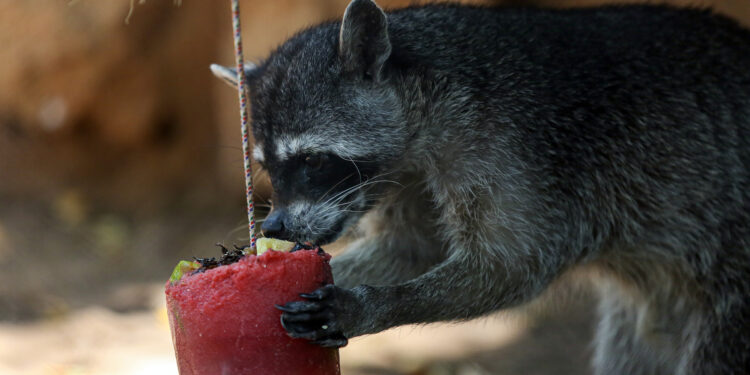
<box><xmin>1</xmin><ymin>0</ymin><xmax>747</xmax><ymax>213</ymax></box>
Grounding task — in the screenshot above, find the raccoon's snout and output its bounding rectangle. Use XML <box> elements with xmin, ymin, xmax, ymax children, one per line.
<box><xmin>261</xmin><ymin>208</ymin><xmax>290</xmax><ymax>240</ymax></box>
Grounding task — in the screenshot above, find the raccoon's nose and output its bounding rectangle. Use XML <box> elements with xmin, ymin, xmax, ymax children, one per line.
<box><xmin>261</xmin><ymin>208</ymin><xmax>288</xmax><ymax>239</ymax></box>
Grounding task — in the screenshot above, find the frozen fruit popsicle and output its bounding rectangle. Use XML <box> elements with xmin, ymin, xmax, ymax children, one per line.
<box><xmin>165</xmin><ymin>240</ymin><xmax>340</xmax><ymax>375</ymax></box>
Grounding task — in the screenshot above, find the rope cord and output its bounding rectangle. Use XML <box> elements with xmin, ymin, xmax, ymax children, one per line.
<box><xmin>230</xmin><ymin>0</ymin><xmax>256</xmax><ymax>251</ymax></box>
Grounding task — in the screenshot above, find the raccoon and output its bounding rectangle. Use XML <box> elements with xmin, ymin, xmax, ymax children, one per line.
<box><xmin>211</xmin><ymin>0</ymin><xmax>750</xmax><ymax>373</ymax></box>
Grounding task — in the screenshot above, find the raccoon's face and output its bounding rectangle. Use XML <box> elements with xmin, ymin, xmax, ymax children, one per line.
<box><xmin>253</xmin><ymin>150</ymin><xmax>384</xmax><ymax>245</ymax></box>
<box><xmin>213</xmin><ymin>0</ymin><xmax>403</xmax><ymax>244</ymax></box>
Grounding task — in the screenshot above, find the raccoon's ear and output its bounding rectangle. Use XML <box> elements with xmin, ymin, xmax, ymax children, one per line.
<box><xmin>209</xmin><ymin>63</ymin><xmax>259</xmax><ymax>89</ymax></box>
<box><xmin>339</xmin><ymin>0</ymin><xmax>391</xmax><ymax>81</ymax></box>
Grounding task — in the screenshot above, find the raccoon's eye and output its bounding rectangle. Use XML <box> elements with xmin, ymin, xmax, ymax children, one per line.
<box><xmin>304</xmin><ymin>154</ymin><xmax>327</xmax><ymax>171</ymax></box>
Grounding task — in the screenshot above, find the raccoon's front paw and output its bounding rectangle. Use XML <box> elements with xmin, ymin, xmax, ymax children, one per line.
<box><xmin>276</xmin><ymin>284</ymin><xmax>352</xmax><ymax>348</ymax></box>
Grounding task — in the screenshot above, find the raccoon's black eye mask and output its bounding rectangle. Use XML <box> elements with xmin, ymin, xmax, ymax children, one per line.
<box><xmin>304</xmin><ymin>154</ymin><xmax>327</xmax><ymax>171</ymax></box>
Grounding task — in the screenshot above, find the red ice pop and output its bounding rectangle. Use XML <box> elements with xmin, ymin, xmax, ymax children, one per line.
<box><xmin>165</xmin><ymin>242</ymin><xmax>340</xmax><ymax>375</ymax></box>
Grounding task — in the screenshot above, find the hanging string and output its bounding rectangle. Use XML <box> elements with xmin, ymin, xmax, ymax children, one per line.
<box><xmin>230</xmin><ymin>0</ymin><xmax>256</xmax><ymax>252</ymax></box>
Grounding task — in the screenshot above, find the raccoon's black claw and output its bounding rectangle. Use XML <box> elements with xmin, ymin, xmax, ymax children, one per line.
<box><xmin>276</xmin><ymin>284</ymin><xmax>349</xmax><ymax>348</ymax></box>
<box><xmin>300</xmin><ymin>287</ymin><xmax>333</xmax><ymax>300</ymax></box>
<box><xmin>311</xmin><ymin>336</ymin><xmax>348</xmax><ymax>348</ymax></box>
<box><xmin>275</xmin><ymin>301</ymin><xmax>324</xmax><ymax>314</ymax></box>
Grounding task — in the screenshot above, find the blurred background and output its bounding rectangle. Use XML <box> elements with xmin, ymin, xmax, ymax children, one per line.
<box><xmin>0</xmin><ymin>0</ymin><xmax>747</xmax><ymax>374</ymax></box>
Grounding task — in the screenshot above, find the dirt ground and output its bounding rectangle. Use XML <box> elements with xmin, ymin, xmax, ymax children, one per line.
<box><xmin>0</xmin><ymin>282</ymin><xmax>595</xmax><ymax>375</ymax></box>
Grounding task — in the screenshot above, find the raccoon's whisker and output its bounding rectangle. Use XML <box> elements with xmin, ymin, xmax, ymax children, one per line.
<box><xmin>315</xmin><ymin>173</ymin><xmax>357</xmax><ymax>205</ymax></box>
<box><xmin>251</xmin><ymin>168</ymin><xmax>269</xmax><ymax>182</ymax></box>
<box><xmin>327</xmin><ymin>193</ymin><xmax>383</xmax><ymax>209</ymax></box>
<box><xmin>342</xmin><ymin>155</ymin><xmax>363</xmax><ymax>183</ymax></box>
<box><xmin>223</xmin><ymin>223</ymin><xmax>251</xmax><ymax>244</ymax></box>
<box><xmin>306</xmin><ymin>220</ymin><xmax>314</xmax><ymax>236</ymax></box>
<box><xmin>252</xmin><ymin>191</ymin><xmax>273</xmax><ymax>210</ymax></box>
<box><xmin>322</xmin><ymin>171</ymin><xmax>398</xmax><ymax>201</ymax></box>
<box><xmin>313</xmin><ymin>202</ymin><xmax>351</xmax><ymax>223</ymax></box>
<box><xmin>335</xmin><ymin>208</ymin><xmax>369</xmax><ymax>214</ymax></box>
<box><xmin>313</xmin><ymin>171</ymin><xmax>401</xmax><ymax>224</ymax></box>
<box><xmin>323</xmin><ymin>177</ymin><xmax>402</xmax><ymax>206</ymax></box>
<box><xmin>318</xmin><ymin>181</ymin><xmax>366</xmax><ymax>206</ymax></box>
<box><xmin>326</xmin><ymin>172</ymin><xmax>383</xmax><ymax>198</ymax></box>
<box><xmin>358</xmin><ymin>170</ymin><xmax>400</xmax><ymax>186</ymax></box>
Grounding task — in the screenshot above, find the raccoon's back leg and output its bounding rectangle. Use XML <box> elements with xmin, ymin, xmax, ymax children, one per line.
<box><xmin>684</xmin><ymin>298</ymin><xmax>750</xmax><ymax>374</ymax></box>
<box><xmin>593</xmin><ymin>284</ymin><xmax>683</xmax><ymax>375</ymax></box>
<box><xmin>683</xmin><ymin>221</ymin><xmax>750</xmax><ymax>374</ymax></box>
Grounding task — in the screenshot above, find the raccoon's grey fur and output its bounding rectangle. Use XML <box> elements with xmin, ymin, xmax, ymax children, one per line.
<box><xmin>212</xmin><ymin>0</ymin><xmax>750</xmax><ymax>373</ymax></box>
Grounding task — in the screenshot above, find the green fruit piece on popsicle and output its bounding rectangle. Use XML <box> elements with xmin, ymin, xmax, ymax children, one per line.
<box><xmin>169</xmin><ymin>260</ymin><xmax>201</xmax><ymax>284</ymax></box>
<box><xmin>256</xmin><ymin>238</ymin><xmax>295</xmax><ymax>255</ymax></box>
